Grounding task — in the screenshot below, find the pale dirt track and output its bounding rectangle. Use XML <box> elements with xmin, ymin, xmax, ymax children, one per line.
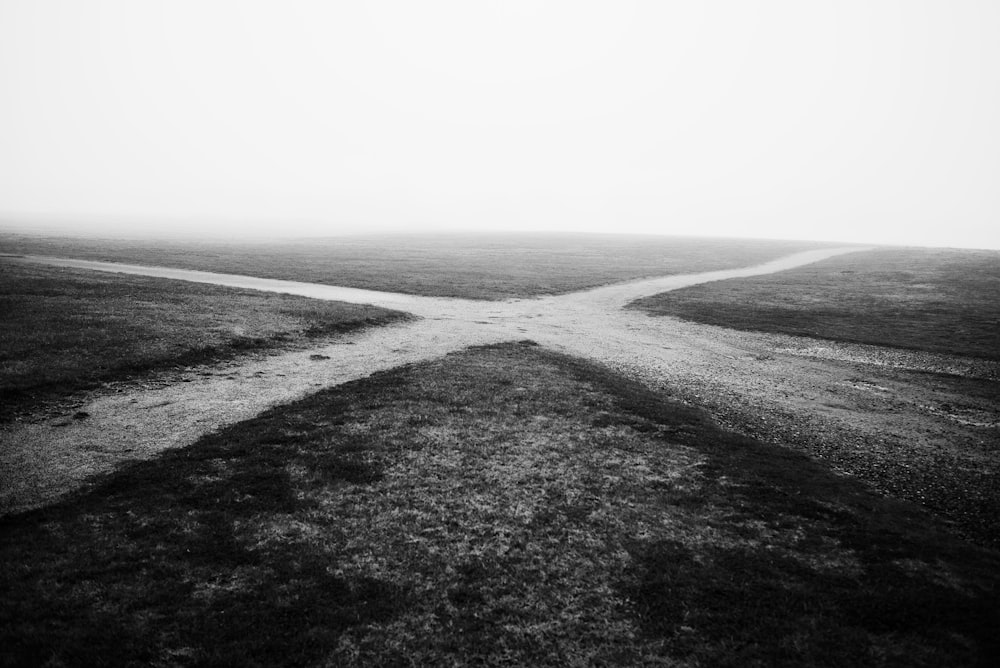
<box><xmin>3</xmin><ymin>248</ymin><xmax>998</xmax><ymax>543</ymax></box>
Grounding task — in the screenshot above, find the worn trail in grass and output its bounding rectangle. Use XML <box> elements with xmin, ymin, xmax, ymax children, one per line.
<box><xmin>2</xmin><ymin>343</ymin><xmax>997</xmax><ymax>666</ymax></box>
<box><xmin>0</xmin><ymin>261</ymin><xmax>409</xmax><ymax>418</ymax></box>
<box><xmin>3</xmin><ymin>246</ymin><xmax>998</xmax><ymax>549</ymax></box>
<box><xmin>0</xmin><ymin>248</ymin><xmax>853</xmax><ymax>514</ymax></box>
<box><xmin>0</xmin><ymin>232</ymin><xmax>827</xmax><ymax>299</ymax></box>
<box><xmin>630</xmin><ymin>247</ymin><xmax>1000</xmax><ymax>360</ymax></box>
<box><xmin>0</xmin><ymin>317</ymin><xmax>500</xmax><ymax>515</ymax></box>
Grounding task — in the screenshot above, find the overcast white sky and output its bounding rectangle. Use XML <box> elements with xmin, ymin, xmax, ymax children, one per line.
<box><xmin>1</xmin><ymin>1</ymin><xmax>998</xmax><ymax>248</ymax></box>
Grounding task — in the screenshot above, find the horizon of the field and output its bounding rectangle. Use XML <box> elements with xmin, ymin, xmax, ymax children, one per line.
<box><xmin>1</xmin><ymin>215</ymin><xmax>998</xmax><ymax>253</ymax></box>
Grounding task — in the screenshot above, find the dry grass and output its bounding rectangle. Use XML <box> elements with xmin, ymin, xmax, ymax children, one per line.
<box><xmin>0</xmin><ymin>261</ymin><xmax>407</xmax><ymax>418</ymax></box>
<box><xmin>630</xmin><ymin>247</ymin><xmax>1000</xmax><ymax>360</ymax></box>
<box><xmin>0</xmin><ymin>232</ymin><xmax>827</xmax><ymax>299</ymax></box>
<box><xmin>2</xmin><ymin>342</ymin><xmax>996</xmax><ymax>666</ymax></box>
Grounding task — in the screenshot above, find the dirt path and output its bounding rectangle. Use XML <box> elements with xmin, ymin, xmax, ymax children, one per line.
<box><xmin>4</xmin><ymin>247</ymin><xmax>998</xmax><ymax>544</ymax></box>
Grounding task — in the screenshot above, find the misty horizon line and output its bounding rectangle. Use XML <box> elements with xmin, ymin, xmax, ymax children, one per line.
<box><xmin>2</xmin><ymin>215</ymin><xmax>998</xmax><ymax>252</ymax></box>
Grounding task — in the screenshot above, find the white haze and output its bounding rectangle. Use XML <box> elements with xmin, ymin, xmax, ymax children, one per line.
<box><xmin>1</xmin><ymin>0</ymin><xmax>998</xmax><ymax>248</ymax></box>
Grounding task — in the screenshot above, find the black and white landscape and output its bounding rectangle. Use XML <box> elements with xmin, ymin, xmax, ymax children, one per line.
<box><xmin>2</xmin><ymin>2</ymin><xmax>998</xmax><ymax>665</ymax></box>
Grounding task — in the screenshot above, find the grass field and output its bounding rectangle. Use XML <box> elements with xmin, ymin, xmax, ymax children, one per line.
<box><xmin>630</xmin><ymin>248</ymin><xmax>1000</xmax><ymax>360</ymax></box>
<box><xmin>0</xmin><ymin>232</ymin><xmax>828</xmax><ymax>299</ymax></box>
<box><xmin>2</xmin><ymin>342</ymin><xmax>996</xmax><ymax>666</ymax></box>
<box><xmin>0</xmin><ymin>261</ymin><xmax>407</xmax><ymax>418</ymax></box>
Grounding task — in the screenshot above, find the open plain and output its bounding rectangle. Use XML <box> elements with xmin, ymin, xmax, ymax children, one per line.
<box><xmin>0</xmin><ymin>233</ymin><xmax>826</xmax><ymax>299</ymax></box>
<box><xmin>1</xmin><ymin>235</ymin><xmax>998</xmax><ymax>666</ymax></box>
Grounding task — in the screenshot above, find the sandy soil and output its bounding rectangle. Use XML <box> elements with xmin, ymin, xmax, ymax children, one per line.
<box><xmin>3</xmin><ymin>248</ymin><xmax>997</xmax><ymax>545</ymax></box>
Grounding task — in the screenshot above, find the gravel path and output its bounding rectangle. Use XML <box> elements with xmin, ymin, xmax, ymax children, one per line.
<box><xmin>3</xmin><ymin>247</ymin><xmax>997</xmax><ymax>545</ymax></box>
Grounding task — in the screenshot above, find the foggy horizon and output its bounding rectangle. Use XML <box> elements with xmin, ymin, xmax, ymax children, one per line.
<box><xmin>2</xmin><ymin>1</ymin><xmax>998</xmax><ymax>250</ymax></box>
<box><xmin>2</xmin><ymin>213</ymin><xmax>998</xmax><ymax>252</ymax></box>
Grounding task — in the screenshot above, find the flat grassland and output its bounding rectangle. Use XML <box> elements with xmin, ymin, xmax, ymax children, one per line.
<box><xmin>2</xmin><ymin>343</ymin><xmax>996</xmax><ymax>666</ymax></box>
<box><xmin>4</xmin><ymin>235</ymin><xmax>998</xmax><ymax>665</ymax></box>
<box><xmin>0</xmin><ymin>232</ymin><xmax>827</xmax><ymax>299</ymax></box>
<box><xmin>630</xmin><ymin>247</ymin><xmax>1000</xmax><ymax>360</ymax></box>
<box><xmin>0</xmin><ymin>261</ymin><xmax>407</xmax><ymax>416</ymax></box>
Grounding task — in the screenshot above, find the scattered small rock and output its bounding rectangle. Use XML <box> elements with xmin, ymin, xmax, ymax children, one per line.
<box><xmin>310</xmin><ymin>354</ymin><xmax>331</xmax><ymax>361</ymax></box>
